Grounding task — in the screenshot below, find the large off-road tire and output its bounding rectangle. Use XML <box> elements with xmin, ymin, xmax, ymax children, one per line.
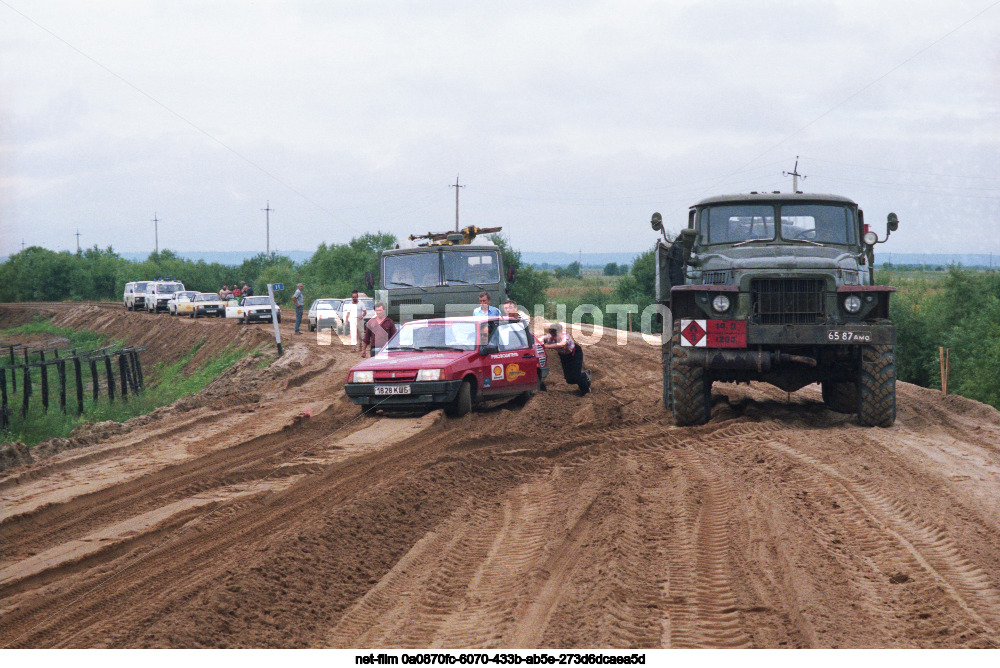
<box><xmin>445</xmin><ymin>380</ymin><xmax>472</xmax><ymax>417</ymax></box>
<box><xmin>669</xmin><ymin>320</ymin><xmax>712</xmax><ymax>426</ymax></box>
<box><xmin>822</xmin><ymin>380</ymin><xmax>857</xmax><ymax>414</ymax></box>
<box><xmin>857</xmin><ymin>345</ymin><xmax>896</xmax><ymax>427</ymax></box>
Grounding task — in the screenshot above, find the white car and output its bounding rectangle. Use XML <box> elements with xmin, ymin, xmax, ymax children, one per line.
<box><xmin>123</xmin><ymin>281</ymin><xmax>152</xmax><ymax>311</ymax></box>
<box><xmin>307</xmin><ymin>298</ymin><xmax>344</xmax><ymax>332</ymax></box>
<box><xmin>226</xmin><ymin>295</ymin><xmax>281</xmax><ymax>324</ymax></box>
<box><xmin>167</xmin><ymin>291</ymin><xmax>199</xmax><ymax>316</ymax></box>
<box><xmin>146</xmin><ymin>280</ymin><xmax>186</xmax><ymax>313</ymax></box>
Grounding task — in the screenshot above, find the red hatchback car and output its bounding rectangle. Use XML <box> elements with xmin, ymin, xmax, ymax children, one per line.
<box><xmin>345</xmin><ymin>316</ymin><xmax>545</xmax><ymax>416</ymax></box>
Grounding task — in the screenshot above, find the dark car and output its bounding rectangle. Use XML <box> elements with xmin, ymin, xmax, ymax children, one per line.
<box><xmin>345</xmin><ymin>317</ymin><xmax>541</xmax><ymax>416</ymax></box>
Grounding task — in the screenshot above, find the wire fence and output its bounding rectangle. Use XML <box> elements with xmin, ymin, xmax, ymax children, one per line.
<box><xmin>0</xmin><ymin>343</ymin><xmax>145</xmax><ymax>430</ymax></box>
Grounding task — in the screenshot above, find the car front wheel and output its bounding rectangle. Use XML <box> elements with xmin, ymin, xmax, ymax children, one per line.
<box><xmin>445</xmin><ymin>380</ymin><xmax>472</xmax><ymax>417</ymax></box>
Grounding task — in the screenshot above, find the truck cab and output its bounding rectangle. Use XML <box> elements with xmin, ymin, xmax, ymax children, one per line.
<box><xmin>369</xmin><ymin>226</ymin><xmax>514</xmax><ymax>324</ymax></box>
<box><xmin>653</xmin><ymin>192</ymin><xmax>900</xmax><ymax>427</ymax></box>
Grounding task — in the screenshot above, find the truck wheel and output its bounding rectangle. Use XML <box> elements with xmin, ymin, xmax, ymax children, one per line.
<box><xmin>822</xmin><ymin>380</ymin><xmax>857</xmax><ymax>414</ymax></box>
<box><xmin>669</xmin><ymin>320</ymin><xmax>712</xmax><ymax>426</ymax></box>
<box><xmin>445</xmin><ymin>380</ymin><xmax>472</xmax><ymax>417</ymax></box>
<box><xmin>857</xmin><ymin>345</ymin><xmax>896</xmax><ymax>427</ymax></box>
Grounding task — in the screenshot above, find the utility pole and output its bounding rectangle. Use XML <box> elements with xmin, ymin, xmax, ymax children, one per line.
<box><xmin>450</xmin><ymin>175</ymin><xmax>464</xmax><ymax>232</ymax></box>
<box><xmin>75</xmin><ymin>229</ymin><xmax>81</xmax><ymax>253</ymax></box>
<box><xmin>21</xmin><ymin>239</ymin><xmax>26</xmax><ymax>251</ymax></box>
<box><xmin>262</xmin><ymin>201</ymin><xmax>273</xmax><ymax>258</ymax></box>
<box><xmin>152</xmin><ymin>213</ymin><xmax>160</xmax><ymax>254</ymax></box>
<box><xmin>783</xmin><ymin>156</ymin><xmax>806</xmax><ymax>192</ymax></box>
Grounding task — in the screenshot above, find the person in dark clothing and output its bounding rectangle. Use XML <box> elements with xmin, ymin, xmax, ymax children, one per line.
<box><xmin>362</xmin><ymin>302</ymin><xmax>397</xmax><ymax>357</ymax></box>
<box><xmin>542</xmin><ymin>322</ymin><xmax>591</xmax><ymax>395</ymax></box>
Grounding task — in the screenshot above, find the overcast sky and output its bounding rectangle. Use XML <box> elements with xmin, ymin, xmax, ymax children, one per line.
<box><xmin>2</xmin><ymin>0</ymin><xmax>998</xmax><ymax>259</ymax></box>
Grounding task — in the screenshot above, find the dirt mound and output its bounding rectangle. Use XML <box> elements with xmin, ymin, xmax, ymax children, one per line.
<box><xmin>2</xmin><ymin>302</ymin><xmax>1000</xmax><ymax>648</ymax></box>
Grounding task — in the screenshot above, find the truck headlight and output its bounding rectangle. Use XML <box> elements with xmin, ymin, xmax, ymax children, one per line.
<box><xmin>863</xmin><ymin>231</ymin><xmax>878</xmax><ymax>246</ymax></box>
<box><xmin>352</xmin><ymin>370</ymin><xmax>374</xmax><ymax>383</ymax></box>
<box><xmin>843</xmin><ymin>295</ymin><xmax>862</xmax><ymax>313</ymax></box>
<box><xmin>416</xmin><ymin>369</ymin><xmax>442</xmax><ymax>381</ymax></box>
<box><xmin>711</xmin><ymin>294</ymin><xmax>731</xmax><ymax>313</ymax></box>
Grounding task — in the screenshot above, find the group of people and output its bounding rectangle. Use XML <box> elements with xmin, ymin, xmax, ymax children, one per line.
<box><xmin>479</xmin><ymin>291</ymin><xmax>592</xmax><ymax>396</ymax></box>
<box><xmin>218</xmin><ymin>282</ymin><xmax>253</xmax><ymax>300</ymax></box>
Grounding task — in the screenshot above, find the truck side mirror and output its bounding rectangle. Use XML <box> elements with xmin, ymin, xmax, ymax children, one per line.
<box><xmin>507</xmin><ymin>266</ymin><xmax>517</xmax><ymax>284</ymax></box>
<box><xmin>887</xmin><ymin>212</ymin><xmax>899</xmax><ymax>233</ymax></box>
<box><xmin>651</xmin><ymin>212</ymin><xmax>663</xmax><ymax>231</ymax></box>
<box><xmin>365</xmin><ymin>272</ymin><xmax>374</xmax><ymax>290</ymax></box>
<box><xmin>680</xmin><ymin>228</ymin><xmax>698</xmax><ymax>264</ymax></box>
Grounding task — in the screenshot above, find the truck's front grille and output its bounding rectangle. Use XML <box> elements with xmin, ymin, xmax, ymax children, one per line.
<box><xmin>751</xmin><ymin>278</ymin><xmax>825</xmax><ymax>324</ymax></box>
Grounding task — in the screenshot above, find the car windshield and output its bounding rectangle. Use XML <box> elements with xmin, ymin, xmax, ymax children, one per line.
<box><xmin>135</xmin><ymin>282</ymin><xmax>149</xmax><ymax>291</ymax></box>
<box><xmin>383</xmin><ymin>252</ymin><xmax>440</xmax><ymax>288</ymax></box>
<box><xmin>195</xmin><ymin>294</ymin><xmax>217</xmax><ymax>302</ymax></box>
<box><xmin>176</xmin><ymin>292</ymin><xmax>197</xmax><ymax>300</ymax></box>
<box><xmin>244</xmin><ymin>296</ymin><xmax>270</xmax><ymax>305</ymax></box>
<box><xmin>386</xmin><ymin>321</ymin><xmax>479</xmax><ymax>351</ymax></box>
<box><xmin>313</xmin><ymin>300</ymin><xmax>337</xmax><ymax>310</ymax></box>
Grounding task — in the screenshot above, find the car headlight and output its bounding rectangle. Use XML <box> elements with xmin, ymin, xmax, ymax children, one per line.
<box><xmin>843</xmin><ymin>294</ymin><xmax>862</xmax><ymax>313</ymax></box>
<box><xmin>711</xmin><ymin>294</ymin><xmax>731</xmax><ymax>313</ymax></box>
<box><xmin>352</xmin><ymin>370</ymin><xmax>374</xmax><ymax>383</ymax></box>
<box><xmin>416</xmin><ymin>369</ymin><xmax>442</xmax><ymax>381</ymax></box>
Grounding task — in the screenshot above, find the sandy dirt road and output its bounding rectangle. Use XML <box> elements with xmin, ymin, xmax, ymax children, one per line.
<box><xmin>2</xmin><ymin>302</ymin><xmax>1000</xmax><ymax>648</ymax></box>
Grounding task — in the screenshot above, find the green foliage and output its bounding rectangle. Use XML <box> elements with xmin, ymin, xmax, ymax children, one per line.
<box><xmin>297</xmin><ymin>232</ymin><xmax>396</xmax><ymax>303</ymax></box>
<box><xmin>488</xmin><ymin>234</ymin><xmax>550</xmax><ymax>310</ymax></box>
<box><xmin>554</xmin><ymin>261</ymin><xmax>582</xmax><ymax>279</ymax></box>
<box><xmin>883</xmin><ymin>267</ymin><xmax>1000</xmax><ymax>409</ymax></box>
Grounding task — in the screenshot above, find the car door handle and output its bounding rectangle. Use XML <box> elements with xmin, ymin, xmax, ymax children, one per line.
<box><xmin>522</xmin><ymin>353</ymin><xmax>536</xmax><ymax>358</ymax></box>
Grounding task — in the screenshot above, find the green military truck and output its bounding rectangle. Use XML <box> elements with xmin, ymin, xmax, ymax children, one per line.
<box><xmin>652</xmin><ymin>192</ymin><xmax>900</xmax><ymax>427</ymax></box>
<box><xmin>366</xmin><ymin>226</ymin><xmax>516</xmax><ymax>324</ymax></box>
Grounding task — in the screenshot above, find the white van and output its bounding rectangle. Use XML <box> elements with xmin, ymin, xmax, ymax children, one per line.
<box><xmin>123</xmin><ymin>281</ymin><xmax>152</xmax><ymax>311</ymax></box>
<box><xmin>145</xmin><ymin>279</ymin><xmax>186</xmax><ymax>312</ymax></box>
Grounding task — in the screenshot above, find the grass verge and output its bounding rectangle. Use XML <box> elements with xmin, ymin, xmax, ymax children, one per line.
<box><xmin>1</xmin><ymin>319</ymin><xmax>259</xmax><ymax>447</ymax></box>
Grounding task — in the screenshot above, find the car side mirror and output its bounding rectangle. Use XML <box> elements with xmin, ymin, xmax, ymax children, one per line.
<box><xmin>479</xmin><ymin>343</ymin><xmax>498</xmax><ymax>356</ymax></box>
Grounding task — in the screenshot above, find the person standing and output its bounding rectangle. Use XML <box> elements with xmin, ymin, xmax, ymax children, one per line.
<box><xmin>542</xmin><ymin>322</ymin><xmax>591</xmax><ymax>395</ymax></box>
<box><xmin>292</xmin><ymin>283</ymin><xmax>304</xmax><ymax>334</ymax></box>
<box><xmin>362</xmin><ymin>302</ymin><xmax>396</xmax><ymax>357</ymax></box>
<box><xmin>345</xmin><ymin>290</ymin><xmax>368</xmax><ymax>350</ymax></box>
<box><xmin>473</xmin><ymin>291</ymin><xmax>500</xmax><ymax>317</ymax></box>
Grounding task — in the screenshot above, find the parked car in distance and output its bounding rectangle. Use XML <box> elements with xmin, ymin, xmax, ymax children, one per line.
<box><xmin>146</xmin><ymin>280</ymin><xmax>186</xmax><ymax>312</ymax></box>
<box><xmin>226</xmin><ymin>295</ymin><xmax>281</xmax><ymax>324</ymax></box>
<box><xmin>344</xmin><ymin>316</ymin><xmax>541</xmax><ymax>416</ymax></box>
<box><xmin>123</xmin><ymin>281</ymin><xmax>152</xmax><ymax>311</ymax></box>
<box><xmin>190</xmin><ymin>292</ymin><xmax>226</xmax><ymax>318</ymax></box>
<box><xmin>168</xmin><ymin>290</ymin><xmax>199</xmax><ymax>316</ymax></box>
<box><xmin>308</xmin><ymin>298</ymin><xmax>344</xmax><ymax>332</ymax></box>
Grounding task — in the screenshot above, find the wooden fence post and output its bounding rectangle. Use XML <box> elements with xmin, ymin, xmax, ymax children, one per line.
<box><xmin>74</xmin><ymin>356</ymin><xmax>85</xmax><ymax>415</ymax></box>
<box><xmin>40</xmin><ymin>360</ymin><xmax>50</xmax><ymax>413</ymax></box>
<box><xmin>57</xmin><ymin>359</ymin><xmax>67</xmax><ymax>413</ymax></box>
<box><xmin>22</xmin><ymin>364</ymin><xmax>31</xmax><ymax>417</ymax></box>
<box><xmin>8</xmin><ymin>346</ymin><xmax>15</xmax><ymax>392</ymax></box>
<box><xmin>118</xmin><ymin>353</ymin><xmax>129</xmax><ymax>401</ymax></box>
<box><xmin>104</xmin><ymin>355</ymin><xmax>115</xmax><ymax>403</ymax></box>
<box><xmin>1</xmin><ymin>368</ymin><xmax>8</xmax><ymax>430</ymax></box>
<box><xmin>939</xmin><ymin>346</ymin><xmax>950</xmax><ymax>395</ymax></box>
<box><xmin>90</xmin><ymin>359</ymin><xmax>100</xmax><ymax>401</ymax></box>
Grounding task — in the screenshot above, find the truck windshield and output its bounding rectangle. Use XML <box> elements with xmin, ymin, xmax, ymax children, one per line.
<box><xmin>443</xmin><ymin>250</ymin><xmax>500</xmax><ymax>285</ymax></box>
<box><xmin>384</xmin><ymin>253</ymin><xmax>440</xmax><ymax>288</ymax></box>
<box><xmin>703</xmin><ymin>205</ymin><xmax>775</xmax><ymax>244</ymax></box>
<box><xmin>779</xmin><ymin>204</ymin><xmax>855</xmax><ymax>244</ymax></box>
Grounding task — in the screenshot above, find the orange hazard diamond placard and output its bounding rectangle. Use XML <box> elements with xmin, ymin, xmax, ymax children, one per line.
<box><xmin>681</xmin><ymin>319</ymin><xmax>746</xmax><ymax>347</ymax></box>
<box><xmin>680</xmin><ymin>319</ymin><xmax>707</xmax><ymax>347</ymax></box>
